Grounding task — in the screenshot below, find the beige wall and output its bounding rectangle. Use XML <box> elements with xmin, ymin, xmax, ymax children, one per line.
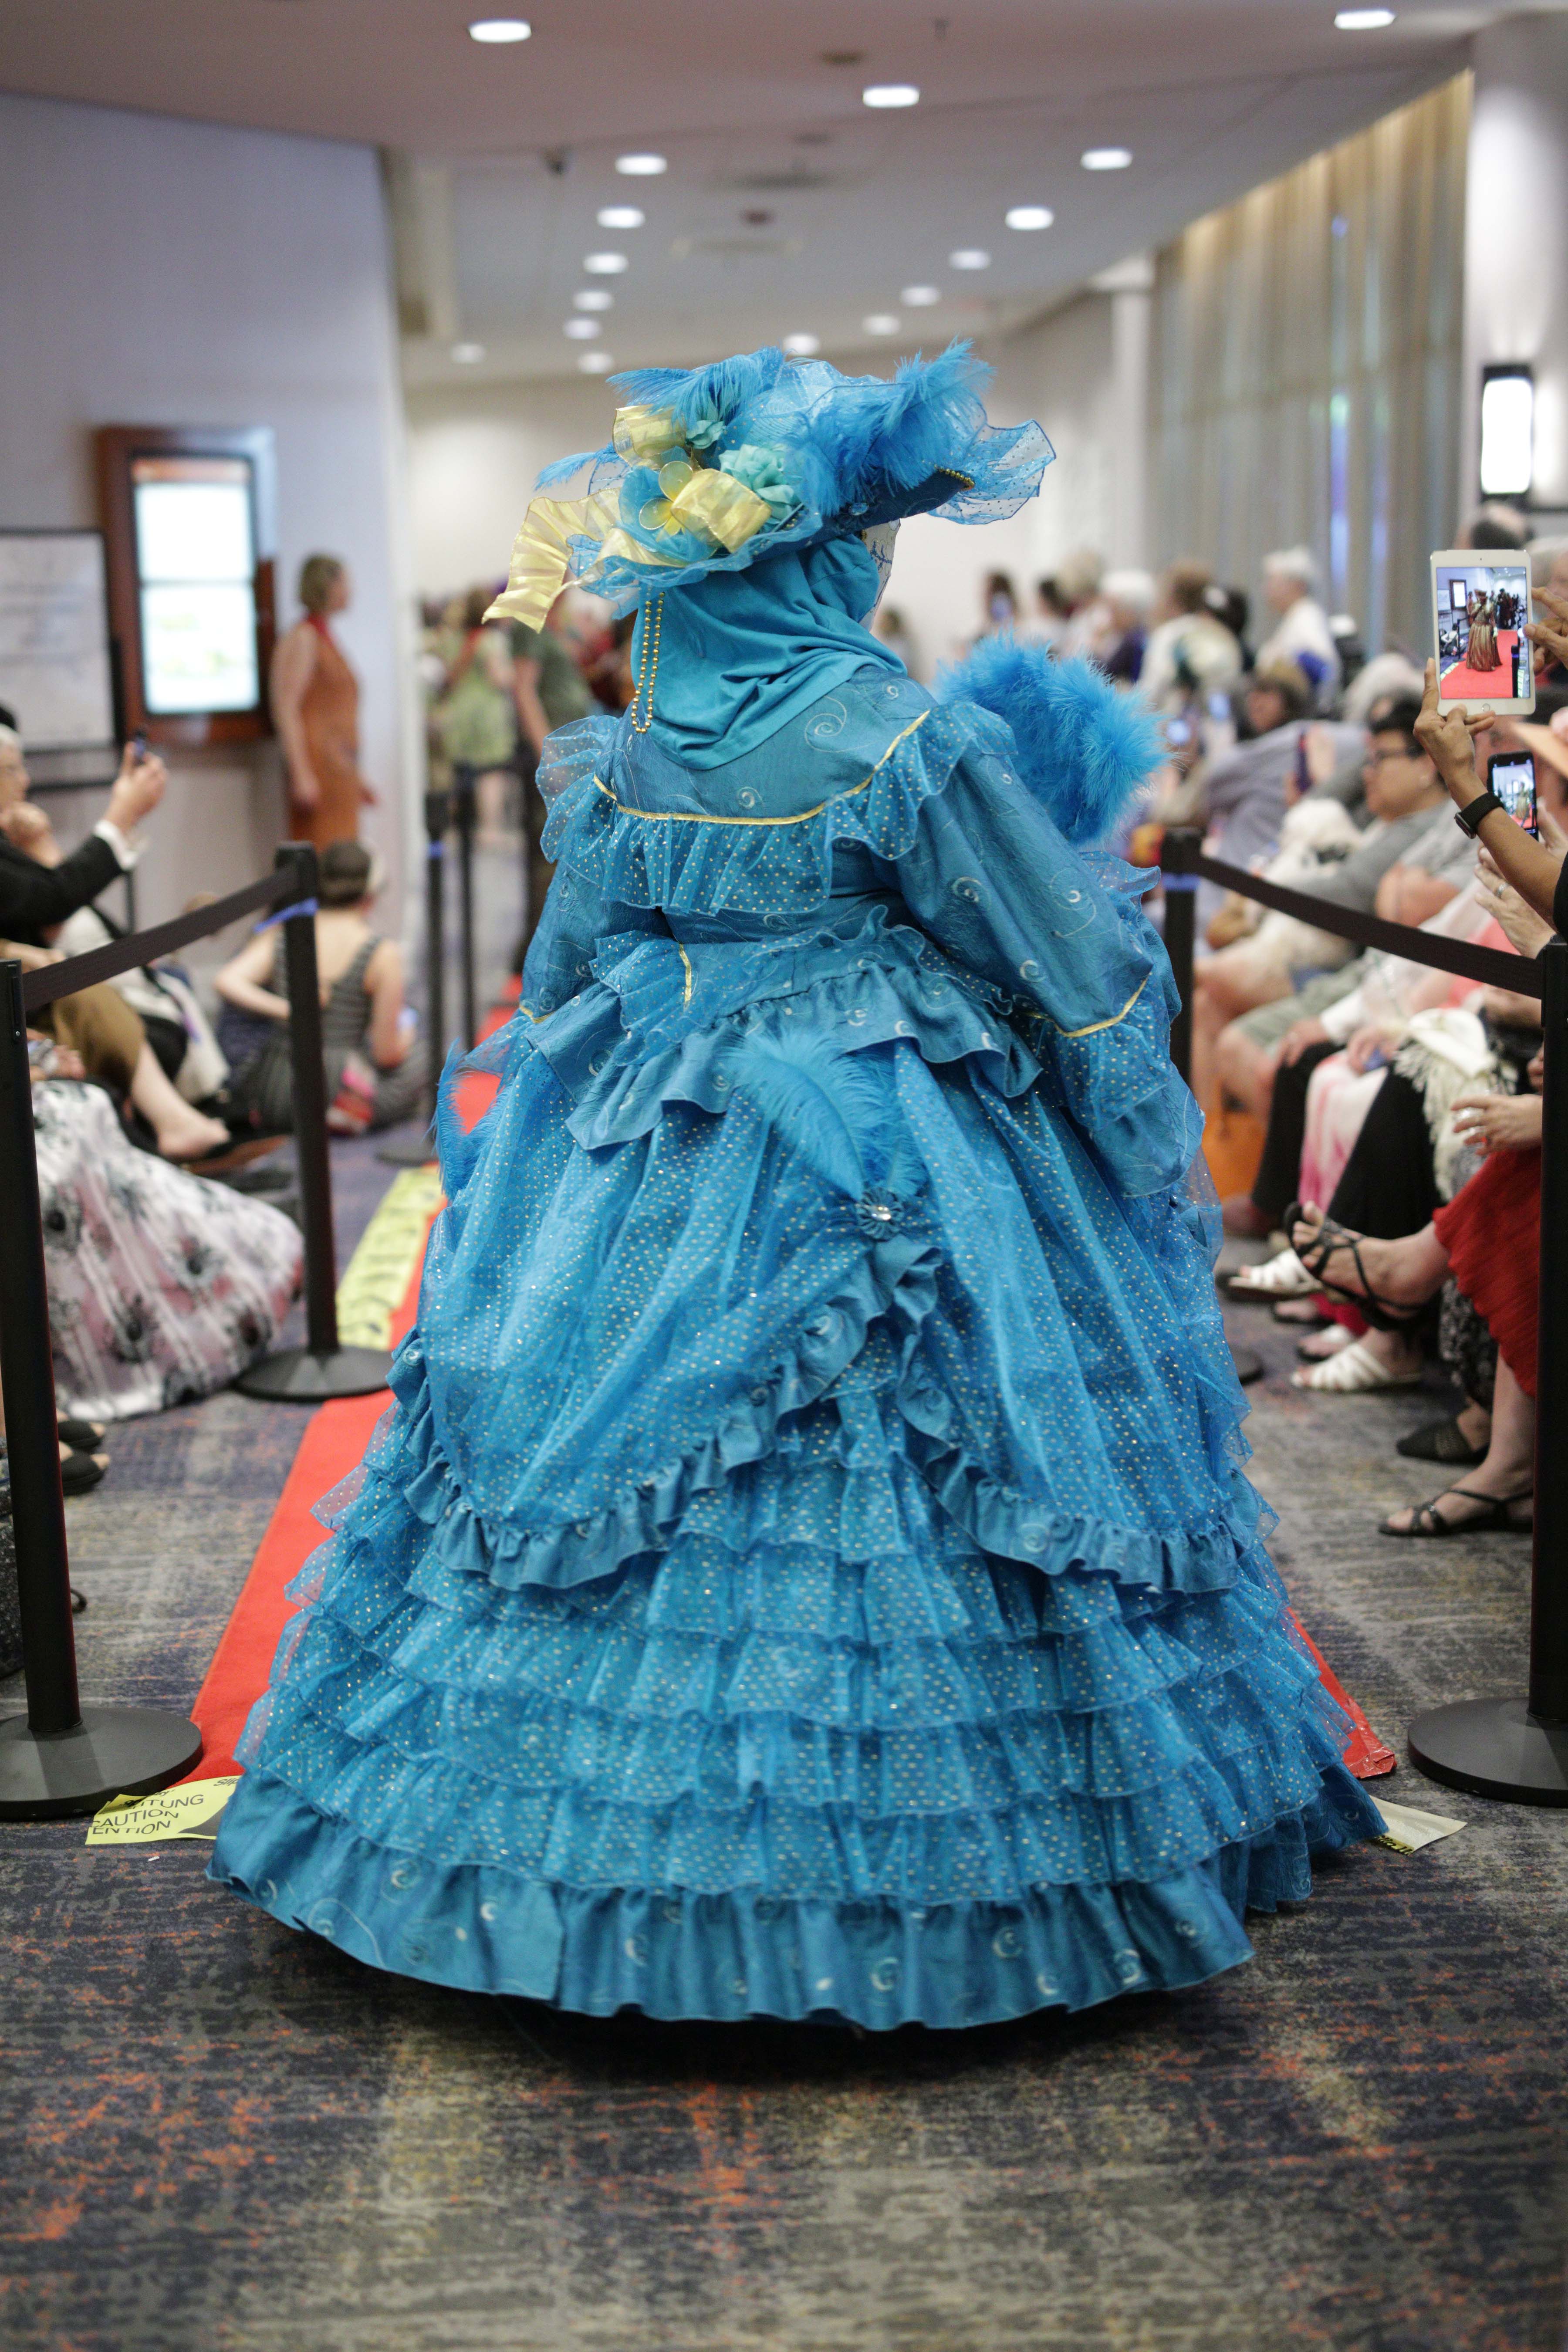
<box><xmin>0</xmin><ymin>91</ymin><xmax>421</xmax><ymax>954</ymax></box>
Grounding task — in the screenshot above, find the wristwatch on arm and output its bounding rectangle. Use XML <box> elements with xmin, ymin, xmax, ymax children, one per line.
<box><xmin>1453</xmin><ymin>791</ymin><xmax>1506</xmax><ymax>838</ymax></box>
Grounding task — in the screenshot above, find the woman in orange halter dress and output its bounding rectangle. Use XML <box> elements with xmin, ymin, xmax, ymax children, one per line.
<box><xmin>271</xmin><ymin>553</ymin><xmax>376</xmax><ymax>849</ymax></box>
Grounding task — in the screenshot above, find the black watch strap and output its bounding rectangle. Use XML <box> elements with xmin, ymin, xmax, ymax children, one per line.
<box><xmin>1454</xmin><ymin>790</ymin><xmax>1505</xmax><ymax>838</ymax></box>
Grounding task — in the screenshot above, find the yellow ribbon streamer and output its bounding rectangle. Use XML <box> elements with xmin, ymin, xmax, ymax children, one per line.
<box><xmin>484</xmin><ymin>408</ymin><xmax>776</xmax><ymax>625</ymax></box>
<box><xmin>483</xmin><ymin>491</ymin><xmax>619</xmax><ymax>629</ymax></box>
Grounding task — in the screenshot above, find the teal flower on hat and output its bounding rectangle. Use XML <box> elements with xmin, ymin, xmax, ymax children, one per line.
<box><xmin>717</xmin><ymin>443</ymin><xmax>799</xmax><ymax>522</ymax></box>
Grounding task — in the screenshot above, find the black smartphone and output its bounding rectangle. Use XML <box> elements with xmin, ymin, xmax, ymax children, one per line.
<box><xmin>1487</xmin><ymin>749</ymin><xmax>1538</xmax><ymax>836</ymax></box>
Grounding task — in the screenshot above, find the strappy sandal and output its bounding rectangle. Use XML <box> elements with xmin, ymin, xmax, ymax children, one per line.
<box><xmin>1382</xmin><ymin>1484</ymin><xmax>1534</xmax><ymax>1538</ymax></box>
<box><xmin>1284</xmin><ymin>1201</ymin><xmax>1426</xmax><ymax>1333</ymax></box>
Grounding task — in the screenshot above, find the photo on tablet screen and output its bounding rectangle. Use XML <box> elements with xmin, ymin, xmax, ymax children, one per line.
<box><xmin>1434</xmin><ymin>559</ymin><xmax>1532</xmax><ymax>703</ymax></box>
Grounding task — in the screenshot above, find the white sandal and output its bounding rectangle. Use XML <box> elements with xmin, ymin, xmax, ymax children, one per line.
<box><xmin>1227</xmin><ymin>1248</ymin><xmax>1317</xmax><ymax>1301</ymax></box>
<box><xmin>1291</xmin><ymin>1337</ymin><xmax>1423</xmax><ymax>1393</ymax></box>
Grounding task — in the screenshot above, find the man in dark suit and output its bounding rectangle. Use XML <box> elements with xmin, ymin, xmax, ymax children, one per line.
<box><xmin>0</xmin><ymin>721</ymin><xmax>229</xmax><ymax>1159</ymax></box>
<box><xmin>0</xmin><ymin>723</ymin><xmax>166</xmax><ymax>947</ymax></box>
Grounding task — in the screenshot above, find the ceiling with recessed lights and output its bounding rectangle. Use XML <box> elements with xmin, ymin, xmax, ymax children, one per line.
<box><xmin>0</xmin><ymin>0</ymin><xmax>1533</xmax><ymax>382</ymax></box>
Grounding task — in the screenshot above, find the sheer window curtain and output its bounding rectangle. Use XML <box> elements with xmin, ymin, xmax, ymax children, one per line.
<box><xmin>1150</xmin><ymin>75</ymin><xmax>1469</xmax><ymax>662</ymax></box>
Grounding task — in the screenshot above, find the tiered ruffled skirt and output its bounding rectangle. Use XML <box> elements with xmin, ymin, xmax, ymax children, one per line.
<box><xmin>212</xmin><ymin>907</ymin><xmax>1381</xmax><ymax>2027</ymax></box>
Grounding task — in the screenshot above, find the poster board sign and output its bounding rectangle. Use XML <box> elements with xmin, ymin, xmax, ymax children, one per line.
<box><xmin>0</xmin><ymin>529</ymin><xmax>115</xmax><ymax>752</ymax></box>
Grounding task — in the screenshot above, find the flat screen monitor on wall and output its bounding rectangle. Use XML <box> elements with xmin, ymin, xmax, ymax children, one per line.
<box><xmin>96</xmin><ymin>426</ymin><xmax>276</xmax><ymax>747</ymax></box>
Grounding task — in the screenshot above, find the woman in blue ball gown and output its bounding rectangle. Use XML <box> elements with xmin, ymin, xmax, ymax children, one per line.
<box><xmin>212</xmin><ymin>346</ymin><xmax>1382</xmax><ymax>2027</ymax></box>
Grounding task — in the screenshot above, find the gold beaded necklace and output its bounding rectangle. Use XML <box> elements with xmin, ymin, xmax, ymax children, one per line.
<box><xmin>628</xmin><ymin>595</ymin><xmax>664</xmax><ymax>733</ymax></box>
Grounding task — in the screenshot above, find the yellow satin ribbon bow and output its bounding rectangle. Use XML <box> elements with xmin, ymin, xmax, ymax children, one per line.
<box><xmin>484</xmin><ymin>408</ymin><xmax>776</xmax><ymax>629</ymax></box>
<box><xmin>483</xmin><ymin>491</ymin><xmax>619</xmax><ymax>630</ymax></box>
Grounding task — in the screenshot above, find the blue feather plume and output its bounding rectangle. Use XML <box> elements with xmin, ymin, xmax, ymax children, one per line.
<box><xmin>733</xmin><ymin>1030</ymin><xmax>893</xmax><ymax>1197</ymax></box>
<box><xmin>933</xmin><ymin>639</ymin><xmax>1163</xmax><ymax>845</ymax></box>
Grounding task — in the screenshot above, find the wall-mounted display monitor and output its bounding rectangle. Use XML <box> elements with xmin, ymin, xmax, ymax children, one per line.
<box><xmin>96</xmin><ymin>426</ymin><xmax>276</xmax><ymax>747</ymax></box>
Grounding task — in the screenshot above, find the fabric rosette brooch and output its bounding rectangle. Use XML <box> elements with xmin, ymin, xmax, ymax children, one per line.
<box><xmin>485</xmin><ymin>399</ymin><xmax>804</xmax><ymax>630</ymax></box>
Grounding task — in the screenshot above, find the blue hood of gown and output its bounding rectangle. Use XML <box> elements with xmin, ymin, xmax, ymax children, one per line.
<box><xmin>629</xmin><ymin>533</ymin><xmax>904</xmax><ymax>771</ymax></box>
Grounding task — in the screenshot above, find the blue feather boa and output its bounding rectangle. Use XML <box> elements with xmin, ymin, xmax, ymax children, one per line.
<box><xmin>933</xmin><ymin>638</ymin><xmax>1162</xmax><ymax>847</ymax></box>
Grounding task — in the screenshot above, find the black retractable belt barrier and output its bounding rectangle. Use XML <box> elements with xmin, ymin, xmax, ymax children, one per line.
<box><xmin>1159</xmin><ymin>822</ymin><xmax>1568</xmax><ymax>1803</ymax></box>
<box><xmin>234</xmin><ymin>844</ymin><xmax>392</xmax><ymax>1402</ymax></box>
<box><xmin>379</xmin><ymin>787</ymin><xmax>449</xmax><ymax>1169</ymax></box>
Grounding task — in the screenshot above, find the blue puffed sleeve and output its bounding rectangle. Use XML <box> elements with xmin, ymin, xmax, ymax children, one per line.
<box><xmin>879</xmin><ymin>747</ymin><xmax>1203</xmax><ymax>1197</ymax></box>
<box><xmin>520</xmin><ymin>863</ymin><xmax>659</xmax><ymax>1020</ymax></box>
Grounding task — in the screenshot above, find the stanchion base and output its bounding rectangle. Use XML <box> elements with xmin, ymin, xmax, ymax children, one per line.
<box><xmin>0</xmin><ymin>1703</ymin><xmax>203</xmax><ymax>1820</ymax></box>
<box><xmin>376</xmin><ymin>1130</ymin><xmax>436</xmax><ymax>1168</ymax></box>
<box><xmin>1407</xmin><ymin>1696</ymin><xmax>1568</xmax><ymax>1807</ymax></box>
<box><xmin>234</xmin><ymin>1345</ymin><xmax>393</xmax><ymax>1402</ymax></box>
<box><xmin>1230</xmin><ymin>1343</ymin><xmax>1264</xmax><ymax>1386</ymax></box>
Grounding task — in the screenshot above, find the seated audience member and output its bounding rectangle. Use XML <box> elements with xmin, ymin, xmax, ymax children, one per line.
<box><xmin>1139</xmin><ymin>561</ymin><xmax>1244</xmax><ymax>711</ymax></box>
<box><xmin>30</xmin><ymin>1063</ymin><xmax>302</xmax><ymax>1423</ymax></box>
<box><xmin>1285</xmin><ymin>1110</ymin><xmax>1539</xmax><ymax>1535</ymax></box>
<box><xmin>0</xmin><ymin>725</ymin><xmax>229</xmax><ymax>1161</ymax></box>
<box><xmin>1017</xmin><ymin>576</ymin><xmax>1068</xmax><ymax>649</ymax></box>
<box><xmin>1458</xmin><ymin>504</ymin><xmax>1529</xmax><ymax>552</ymax></box>
<box><xmin>1255</xmin><ymin>548</ymin><xmax>1341</xmax><ymax>707</ymax></box>
<box><xmin>1095</xmin><ymin>569</ymin><xmax>1156</xmax><ymax>684</ymax></box>
<box><xmin>1223</xmin><ymin>872</ymin><xmax>1504</xmax><ymax>1240</ymax></box>
<box><xmin>1211</xmin><ymin>695</ymin><xmax>1477</xmax><ymax>1133</ymax></box>
<box><xmin>218</xmin><ymin>839</ymin><xmax>423</xmax><ymax>1137</ymax></box>
<box><xmin>1199</xmin><ymin>664</ymin><xmax>1347</xmax><ymax>884</ymax></box>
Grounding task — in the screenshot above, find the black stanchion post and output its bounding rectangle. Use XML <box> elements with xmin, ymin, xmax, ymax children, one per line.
<box><xmin>1161</xmin><ymin>826</ymin><xmax>1200</xmax><ymax>1089</ymax></box>
<box><xmin>1408</xmin><ymin>933</ymin><xmax>1568</xmax><ymax>1802</ymax></box>
<box><xmin>234</xmin><ymin>846</ymin><xmax>393</xmax><ymax>1402</ymax></box>
<box><xmin>378</xmin><ymin>787</ymin><xmax>449</xmax><ymax>1169</ymax></box>
<box><xmin>453</xmin><ymin>768</ymin><xmax>477</xmax><ymax>1051</ymax></box>
<box><xmin>0</xmin><ymin>959</ymin><xmax>201</xmax><ymax>1815</ymax></box>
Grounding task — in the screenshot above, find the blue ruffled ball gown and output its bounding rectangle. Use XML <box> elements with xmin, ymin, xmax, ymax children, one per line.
<box><xmin>212</xmin><ymin>587</ymin><xmax>1382</xmax><ymax>2028</ymax></box>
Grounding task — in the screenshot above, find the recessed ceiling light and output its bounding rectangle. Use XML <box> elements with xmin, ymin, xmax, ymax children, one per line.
<box><xmin>863</xmin><ymin>84</ymin><xmax>920</xmax><ymax>108</ymax></box>
<box><xmin>949</xmin><ymin>248</ymin><xmax>990</xmax><ymax>270</ymax></box>
<box><xmin>782</xmin><ymin>331</ymin><xmax>821</xmax><ymax>355</ymax></box>
<box><xmin>1335</xmin><ymin>7</ymin><xmax>1395</xmax><ymax>23</ymax></box>
<box><xmin>615</xmin><ymin>153</ymin><xmax>666</xmax><ymax>176</ymax></box>
<box><xmin>578</xmin><ymin>351</ymin><xmax>614</xmax><ymax>373</ymax></box>
<box><xmin>564</xmin><ymin>319</ymin><xmax>598</xmax><ymax>339</ymax></box>
<box><xmin>863</xmin><ymin>313</ymin><xmax>901</xmax><ymax>336</ymax></box>
<box><xmin>1005</xmin><ymin>206</ymin><xmax>1054</xmax><ymax>231</ymax></box>
<box><xmin>598</xmin><ymin>206</ymin><xmax>644</xmax><ymax>229</ymax></box>
<box><xmin>467</xmin><ymin>17</ymin><xmax>530</xmax><ymax>40</ymax></box>
<box><xmin>1081</xmin><ymin>147</ymin><xmax>1132</xmax><ymax>171</ymax></box>
<box><xmin>573</xmin><ymin>289</ymin><xmax>613</xmax><ymax>311</ymax></box>
<box><xmin>451</xmin><ymin>341</ymin><xmax>486</xmax><ymax>363</ymax></box>
<box><xmin>583</xmin><ymin>252</ymin><xmax>629</xmax><ymax>274</ymax></box>
<box><xmin>901</xmin><ymin>285</ymin><xmax>940</xmax><ymax>307</ymax></box>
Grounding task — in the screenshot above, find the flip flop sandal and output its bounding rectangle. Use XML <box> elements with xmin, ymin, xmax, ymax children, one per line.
<box><xmin>57</xmin><ymin>1417</ymin><xmax>105</xmax><ymax>1451</ymax></box>
<box><xmin>1283</xmin><ymin>1201</ymin><xmax>1426</xmax><ymax>1332</ymax></box>
<box><xmin>1396</xmin><ymin>1416</ymin><xmax>1488</xmax><ymax>1467</ymax></box>
<box><xmin>1382</xmin><ymin>1484</ymin><xmax>1534</xmax><ymax>1538</ymax></box>
<box><xmin>1226</xmin><ymin>1249</ymin><xmax>1318</xmax><ymax>1300</ymax></box>
<box><xmin>1291</xmin><ymin>1337</ymin><xmax>1424</xmax><ymax>1392</ymax></box>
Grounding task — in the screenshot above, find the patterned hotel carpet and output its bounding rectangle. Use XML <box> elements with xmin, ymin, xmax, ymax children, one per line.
<box><xmin>2</xmin><ymin>1169</ymin><xmax>1567</xmax><ymax>2352</ymax></box>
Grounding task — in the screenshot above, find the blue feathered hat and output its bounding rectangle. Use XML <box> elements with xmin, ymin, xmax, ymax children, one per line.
<box><xmin>485</xmin><ymin>342</ymin><xmax>1053</xmax><ymax>627</ymax></box>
